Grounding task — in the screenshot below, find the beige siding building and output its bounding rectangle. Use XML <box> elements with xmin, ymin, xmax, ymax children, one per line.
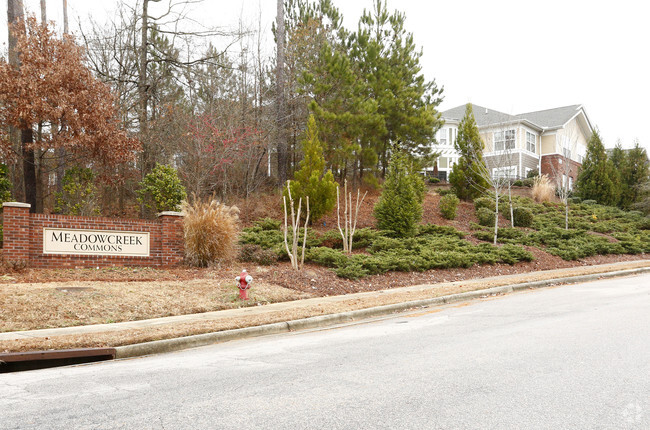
<box><xmin>431</xmin><ymin>104</ymin><xmax>593</xmax><ymax>187</ymax></box>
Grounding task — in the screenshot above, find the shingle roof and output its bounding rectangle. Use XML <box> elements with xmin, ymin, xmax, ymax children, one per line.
<box><xmin>441</xmin><ymin>104</ymin><xmax>516</xmax><ymax>127</ymax></box>
<box><xmin>515</xmin><ymin>105</ymin><xmax>582</xmax><ymax>128</ymax></box>
<box><xmin>442</xmin><ymin>103</ymin><xmax>583</xmax><ymax>130</ymax></box>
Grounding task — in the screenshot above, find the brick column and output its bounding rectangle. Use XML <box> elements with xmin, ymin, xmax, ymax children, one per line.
<box><xmin>158</xmin><ymin>211</ymin><xmax>184</xmax><ymax>266</ymax></box>
<box><xmin>2</xmin><ymin>202</ymin><xmax>31</xmax><ymax>264</ymax></box>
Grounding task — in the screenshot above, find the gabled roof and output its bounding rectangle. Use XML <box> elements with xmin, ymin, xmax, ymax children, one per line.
<box><xmin>441</xmin><ymin>104</ymin><xmax>516</xmax><ymax>127</ymax></box>
<box><xmin>515</xmin><ymin>104</ymin><xmax>582</xmax><ymax>129</ymax></box>
<box><xmin>442</xmin><ymin>103</ymin><xmax>593</xmax><ymax>135</ymax></box>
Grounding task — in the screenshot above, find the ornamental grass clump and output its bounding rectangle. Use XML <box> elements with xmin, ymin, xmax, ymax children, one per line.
<box><xmin>182</xmin><ymin>197</ymin><xmax>240</xmax><ymax>267</ymax></box>
<box><xmin>531</xmin><ymin>175</ymin><xmax>554</xmax><ymax>203</ymax></box>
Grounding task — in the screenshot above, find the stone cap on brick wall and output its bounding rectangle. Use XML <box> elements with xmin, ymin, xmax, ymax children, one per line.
<box><xmin>158</xmin><ymin>211</ymin><xmax>183</xmax><ymax>217</ymax></box>
<box><xmin>2</xmin><ymin>202</ymin><xmax>31</xmax><ymax>208</ymax></box>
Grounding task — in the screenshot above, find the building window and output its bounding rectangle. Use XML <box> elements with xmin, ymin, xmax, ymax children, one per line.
<box><xmin>494</xmin><ymin>130</ymin><xmax>515</xmax><ymax>151</ymax></box>
<box><xmin>563</xmin><ymin>147</ymin><xmax>572</xmax><ymax>160</ymax></box>
<box><xmin>493</xmin><ymin>166</ymin><xmax>517</xmax><ymax>179</ymax></box>
<box><xmin>438</xmin><ymin>128</ymin><xmax>447</xmax><ymax>145</ymax></box>
<box><xmin>526</xmin><ymin>132</ymin><xmax>536</xmax><ymax>153</ymax></box>
<box><xmin>569</xmin><ymin>176</ymin><xmax>574</xmax><ymax>190</ymax></box>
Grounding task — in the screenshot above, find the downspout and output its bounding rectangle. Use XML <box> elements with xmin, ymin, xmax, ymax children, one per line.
<box><xmin>538</xmin><ymin>128</ymin><xmax>544</xmax><ymax>175</ymax></box>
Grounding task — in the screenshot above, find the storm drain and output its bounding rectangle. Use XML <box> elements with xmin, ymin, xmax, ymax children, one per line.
<box><xmin>0</xmin><ymin>348</ymin><xmax>116</xmax><ymax>373</ymax></box>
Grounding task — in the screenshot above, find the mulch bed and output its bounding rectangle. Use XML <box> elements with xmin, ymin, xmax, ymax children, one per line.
<box><xmin>2</xmin><ymin>185</ymin><xmax>647</xmax><ymax>297</ymax></box>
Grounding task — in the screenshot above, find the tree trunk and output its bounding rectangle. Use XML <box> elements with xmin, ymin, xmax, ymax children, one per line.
<box><xmin>8</xmin><ymin>0</ymin><xmax>35</xmax><ymax>210</ymax></box>
<box><xmin>275</xmin><ymin>0</ymin><xmax>288</xmax><ymax>186</ymax></box>
<box><xmin>21</xmin><ymin>126</ymin><xmax>36</xmax><ymax>212</ymax></box>
<box><xmin>62</xmin><ymin>0</ymin><xmax>68</xmax><ymax>33</ymax></box>
<box><xmin>139</xmin><ymin>0</ymin><xmax>152</xmax><ymax>175</ymax></box>
<box><xmin>493</xmin><ymin>194</ymin><xmax>499</xmax><ymax>246</ymax></box>
<box><xmin>40</xmin><ymin>0</ymin><xmax>46</xmax><ymax>23</ymax></box>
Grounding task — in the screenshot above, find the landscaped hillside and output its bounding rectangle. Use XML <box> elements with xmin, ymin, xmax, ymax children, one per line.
<box><xmin>234</xmin><ymin>184</ymin><xmax>650</xmax><ymax>290</ymax></box>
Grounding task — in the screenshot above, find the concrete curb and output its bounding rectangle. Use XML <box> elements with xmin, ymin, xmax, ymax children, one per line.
<box><xmin>114</xmin><ymin>265</ymin><xmax>650</xmax><ymax>359</ymax></box>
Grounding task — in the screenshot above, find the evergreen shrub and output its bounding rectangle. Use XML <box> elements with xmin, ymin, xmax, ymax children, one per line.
<box><xmin>474</xmin><ymin>197</ymin><xmax>496</xmax><ymax>212</ymax></box>
<box><xmin>138</xmin><ymin>164</ymin><xmax>186</xmax><ymax>213</ymax></box>
<box><xmin>513</xmin><ymin>207</ymin><xmax>534</xmax><ymax>227</ymax></box>
<box><xmin>439</xmin><ymin>194</ymin><xmax>460</xmax><ymax>220</ymax></box>
<box><xmin>0</xmin><ymin>164</ymin><xmax>11</xmax><ymax>204</ymax></box>
<box><xmin>238</xmin><ymin>244</ymin><xmax>278</xmax><ymax>265</ymax></box>
<box><xmin>374</xmin><ymin>151</ymin><xmax>424</xmax><ymax>237</ymax></box>
<box><xmin>437</xmin><ymin>188</ymin><xmax>456</xmax><ymax>197</ymax></box>
<box><xmin>285</xmin><ymin>115</ymin><xmax>337</xmax><ymax>222</ymax></box>
<box><xmin>477</xmin><ymin>207</ymin><xmax>495</xmax><ymax>226</ymax></box>
<box><xmin>306</xmin><ymin>247</ymin><xmax>347</xmax><ymax>267</ymax></box>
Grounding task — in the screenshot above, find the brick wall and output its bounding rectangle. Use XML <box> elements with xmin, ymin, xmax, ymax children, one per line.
<box><xmin>541</xmin><ymin>155</ymin><xmax>581</xmax><ymax>185</ymax></box>
<box><xmin>1</xmin><ymin>203</ymin><xmax>184</xmax><ymax>268</ymax></box>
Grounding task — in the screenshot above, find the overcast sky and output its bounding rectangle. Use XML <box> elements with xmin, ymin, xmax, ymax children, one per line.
<box><xmin>2</xmin><ymin>0</ymin><xmax>649</xmax><ymax>149</ymax></box>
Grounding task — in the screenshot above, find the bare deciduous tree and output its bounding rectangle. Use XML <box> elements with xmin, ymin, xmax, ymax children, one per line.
<box><xmin>283</xmin><ymin>180</ymin><xmax>309</xmax><ymax>270</ymax></box>
<box><xmin>336</xmin><ymin>179</ymin><xmax>367</xmax><ymax>254</ymax></box>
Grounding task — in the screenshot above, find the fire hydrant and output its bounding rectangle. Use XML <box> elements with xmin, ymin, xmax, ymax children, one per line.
<box><xmin>235</xmin><ymin>269</ymin><xmax>253</xmax><ymax>300</ymax></box>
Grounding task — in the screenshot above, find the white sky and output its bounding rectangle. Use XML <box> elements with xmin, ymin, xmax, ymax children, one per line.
<box><xmin>2</xmin><ymin>0</ymin><xmax>650</xmax><ymax>149</ymax></box>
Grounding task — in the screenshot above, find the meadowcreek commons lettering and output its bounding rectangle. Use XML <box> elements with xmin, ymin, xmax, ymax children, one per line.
<box><xmin>50</xmin><ymin>231</ymin><xmax>143</xmax><ymax>252</ymax></box>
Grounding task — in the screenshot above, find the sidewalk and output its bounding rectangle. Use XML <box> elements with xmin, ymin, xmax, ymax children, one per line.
<box><xmin>3</xmin><ymin>259</ymin><xmax>650</xmax><ymax>353</ymax></box>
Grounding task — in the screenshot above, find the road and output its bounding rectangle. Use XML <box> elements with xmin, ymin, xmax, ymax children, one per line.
<box><xmin>1</xmin><ymin>274</ymin><xmax>649</xmax><ymax>429</ymax></box>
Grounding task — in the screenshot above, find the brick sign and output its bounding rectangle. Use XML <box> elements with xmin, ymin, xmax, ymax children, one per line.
<box><xmin>2</xmin><ymin>202</ymin><xmax>184</xmax><ymax>268</ymax></box>
<box><xmin>43</xmin><ymin>228</ymin><xmax>150</xmax><ymax>257</ymax></box>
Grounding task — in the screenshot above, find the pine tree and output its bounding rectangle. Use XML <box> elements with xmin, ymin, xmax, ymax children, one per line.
<box><xmin>617</xmin><ymin>141</ymin><xmax>649</xmax><ymax>209</ymax></box>
<box><xmin>373</xmin><ymin>150</ymin><xmax>424</xmax><ymax>237</ymax></box>
<box><xmin>449</xmin><ymin>104</ymin><xmax>489</xmax><ymax>200</ymax></box>
<box><xmin>576</xmin><ymin>130</ymin><xmax>619</xmax><ymax>206</ymax></box>
<box><xmin>351</xmin><ymin>0</ymin><xmax>443</xmax><ymax>176</ymax></box>
<box><xmin>286</xmin><ymin>115</ymin><xmax>337</xmax><ymax>222</ymax></box>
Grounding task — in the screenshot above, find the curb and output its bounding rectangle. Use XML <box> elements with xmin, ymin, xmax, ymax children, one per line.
<box><xmin>114</xmin><ymin>265</ymin><xmax>650</xmax><ymax>359</ymax></box>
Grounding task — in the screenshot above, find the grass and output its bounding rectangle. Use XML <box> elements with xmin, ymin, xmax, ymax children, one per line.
<box><xmin>3</xmin><ymin>259</ymin><xmax>650</xmax><ymax>353</ymax></box>
<box><xmin>0</xmin><ymin>275</ymin><xmax>311</xmax><ymax>333</ymax></box>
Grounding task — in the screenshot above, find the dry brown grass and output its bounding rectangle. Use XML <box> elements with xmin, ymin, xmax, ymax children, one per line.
<box><xmin>3</xmin><ymin>259</ymin><xmax>650</xmax><ymax>353</ymax></box>
<box><xmin>182</xmin><ymin>196</ymin><xmax>240</xmax><ymax>267</ymax></box>
<box><xmin>532</xmin><ymin>175</ymin><xmax>555</xmax><ymax>202</ymax></box>
<box><xmin>0</xmin><ymin>275</ymin><xmax>312</xmax><ymax>333</ymax></box>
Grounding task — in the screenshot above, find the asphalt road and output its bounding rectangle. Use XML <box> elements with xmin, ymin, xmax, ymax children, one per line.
<box><xmin>1</xmin><ymin>274</ymin><xmax>649</xmax><ymax>429</ymax></box>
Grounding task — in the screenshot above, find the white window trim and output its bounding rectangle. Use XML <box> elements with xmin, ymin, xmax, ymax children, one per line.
<box><xmin>494</xmin><ymin>129</ymin><xmax>516</xmax><ymax>152</ymax></box>
<box><xmin>526</xmin><ymin>131</ymin><xmax>537</xmax><ymax>154</ymax></box>
<box><xmin>438</xmin><ymin>128</ymin><xmax>447</xmax><ymax>146</ymax></box>
<box><xmin>492</xmin><ymin>166</ymin><xmax>517</xmax><ymax>179</ymax></box>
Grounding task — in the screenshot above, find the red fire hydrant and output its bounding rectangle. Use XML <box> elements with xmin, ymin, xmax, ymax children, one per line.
<box><xmin>235</xmin><ymin>269</ymin><xmax>253</xmax><ymax>300</ymax></box>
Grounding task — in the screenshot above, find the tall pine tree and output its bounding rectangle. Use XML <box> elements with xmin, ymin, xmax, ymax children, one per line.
<box><xmin>350</xmin><ymin>0</ymin><xmax>443</xmax><ymax>177</ymax></box>
<box><xmin>576</xmin><ymin>130</ymin><xmax>619</xmax><ymax>206</ymax></box>
<box><xmin>449</xmin><ymin>104</ymin><xmax>489</xmax><ymax>200</ymax></box>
